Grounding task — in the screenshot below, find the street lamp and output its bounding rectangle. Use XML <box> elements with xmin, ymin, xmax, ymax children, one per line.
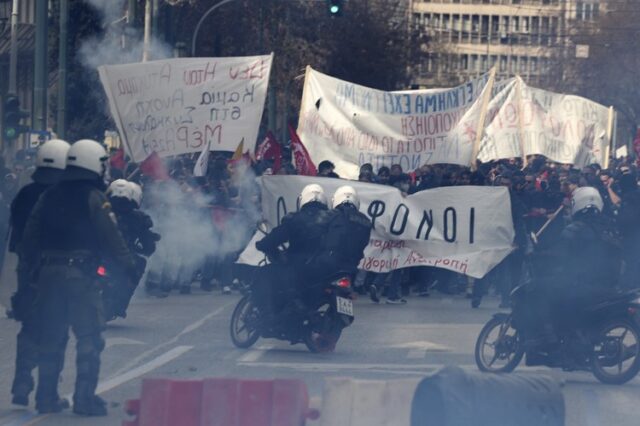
<box><xmin>191</xmin><ymin>0</ymin><xmax>241</xmax><ymax>57</ymax></box>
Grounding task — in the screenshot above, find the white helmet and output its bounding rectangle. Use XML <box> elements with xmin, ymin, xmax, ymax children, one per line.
<box><xmin>36</xmin><ymin>139</ymin><xmax>70</xmax><ymax>170</ymax></box>
<box><xmin>67</xmin><ymin>139</ymin><xmax>108</xmax><ymax>177</ymax></box>
<box><xmin>129</xmin><ymin>182</ymin><xmax>143</xmax><ymax>207</ymax></box>
<box><xmin>332</xmin><ymin>185</ymin><xmax>360</xmax><ymax>209</ymax></box>
<box><xmin>571</xmin><ymin>186</ymin><xmax>603</xmax><ymax>217</ymax></box>
<box><xmin>107</xmin><ymin>179</ymin><xmax>133</xmax><ymax>200</ymax></box>
<box><xmin>299</xmin><ymin>184</ymin><xmax>327</xmax><ymax>208</ymax></box>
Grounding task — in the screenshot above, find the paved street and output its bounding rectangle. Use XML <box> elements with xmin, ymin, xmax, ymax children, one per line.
<box><xmin>1</xmin><ymin>287</ymin><xmax>639</xmax><ymax>426</ymax></box>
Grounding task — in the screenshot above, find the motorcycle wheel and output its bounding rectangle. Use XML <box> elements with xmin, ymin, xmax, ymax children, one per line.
<box><xmin>591</xmin><ymin>318</ymin><xmax>640</xmax><ymax>385</ymax></box>
<box><xmin>475</xmin><ymin>315</ymin><xmax>524</xmax><ymax>373</ymax></box>
<box><xmin>229</xmin><ymin>295</ymin><xmax>261</xmax><ymax>349</ymax></box>
<box><xmin>305</xmin><ymin>328</ymin><xmax>342</xmax><ymax>353</ymax></box>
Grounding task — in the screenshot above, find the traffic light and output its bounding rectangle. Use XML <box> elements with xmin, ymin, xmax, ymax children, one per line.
<box><xmin>327</xmin><ymin>0</ymin><xmax>343</xmax><ymax>16</ymax></box>
<box><xmin>3</xmin><ymin>96</ymin><xmax>29</xmax><ymax>142</ymax></box>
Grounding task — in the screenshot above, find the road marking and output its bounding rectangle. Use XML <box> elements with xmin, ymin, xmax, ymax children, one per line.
<box><xmin>238</xmin><ymin>344</ymin><xmax>275</xmax><ymax>363</ymax></box>
<box><xmin>96</xmin><ymin>345</ymin><xmax>193</xmax><ymax>394</ymax></box>
<box><xmin>18</xmin><ymin>345</ymin><xmax>194</xmax><ymax>426</ymax></box>
<box><xmin>407</xmin><ymin>349</ymin><xmax>427</xmax><ymax>359</ymax></box>
<box><xmin>238</xmin><ymin>361</ymin><xmax>554</xmax><ymax>375</ymax></box>
<box><xmin>113</xmin><ymin>300</ymin><xmax>234</xmax><ymax>375</ymax></box>
<box><xmin>105</xmin><ymin>337</ymin><xmax>145</xmax><ymax>349</ymax></box>
<box><xmin>393</xmin><ymin>340</ymin><xmax>453</xmax><ymax>354</ymax></box>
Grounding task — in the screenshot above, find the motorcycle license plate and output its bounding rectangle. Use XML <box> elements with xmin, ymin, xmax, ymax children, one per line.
<box><xmin>336</xmin><ymin>296</ymin><xmax>354</xmax><ymax>316</ymax></box>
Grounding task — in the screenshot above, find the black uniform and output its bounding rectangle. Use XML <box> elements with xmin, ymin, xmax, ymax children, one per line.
<box><xmin>528</xmin><ymin>210</ymin><xmax>620</xmax><ymax>341</ymax></box>
<box><xmin>9</xmin><ymin>181</ymin><xmax>54</xmax><ymax>405</ymax></box>
<box><xmin>255</xmin><ymin>202</ymin><xmax>331</xmax><ymax>311</ymax></box>
<box><xmin>20</xmin><ymin>175</ymin><xmax>137</xmax><ymax>415</ymax></box>
<box><xmin>314</xmin><ymin>203</ymin><xmax>372</xmax><ymax>277</ymax></box>
<box><xmin>617</xmin><ymin>175</ymin><xmax>640</xmax><ymax>289</ymax></box>
<box><xmin>103</xmin><ymin>197</ymin><xmax>159</xmax><ymax>318</ymax></box>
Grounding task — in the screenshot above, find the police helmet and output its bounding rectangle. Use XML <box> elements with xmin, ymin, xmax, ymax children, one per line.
<box><xmin>332</xmin><ymin>185</ymin><xmax>360</xmax><ymax>209</ymax></box>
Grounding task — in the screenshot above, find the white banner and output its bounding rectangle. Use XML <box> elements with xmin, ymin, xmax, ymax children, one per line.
<box><xmin>478</xmin><ymin>77</ymin><xmax>609</xmax><ymax>167</ymax></box>
<box><xmin>296</xmin><ymin>68</ymin><xmax>494</xmax><ymax>179</ymax></box>
<box><xmin>238</xmin><ymin>176</ymin><xmax>515</xmax><ymax>278</ymax></box>
<box><xmin>99</xmin><ymin>55</ymin><xmax>273</xmax><ymax>163</ymax></box>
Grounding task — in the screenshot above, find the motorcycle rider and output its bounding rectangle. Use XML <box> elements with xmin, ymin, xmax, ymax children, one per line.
<box><xmin>103</xmin><ymin>180</ymin><xmax>159</xmax><ymax>319</ymax></box>
<box><xmin>254</xmin><ymin>184</ymin><xmax>332</xmax><ymax>317</ymax></box>
<box><xmin>9</xmin><ymin>139</ymin><xmax>70</xmax><ymax>408</ymax></box>
<box><xmin>20</xmin><ymin>139</ymin><xmax>139</xmax><ymax>416</ymax></box>
<box><xmin>527</xmin><ymin>186</ymin><xmax>620</xmax><ymax>350</ymax></box>
<box><xmin>314</xmin><ymin>185</ymin><xmax>371</xmax><ymax>278</ymax></box>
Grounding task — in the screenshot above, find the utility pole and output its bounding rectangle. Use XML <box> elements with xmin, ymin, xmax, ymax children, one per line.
<box><xmin>127</xmin><ymin>0</ymin><xmax>137</xmax><ymax>49</ymax></box>
<box><xmin>57</xmin><ymin>0</ymin><xmax>68</xmax><ymax>139</ymax></box>
<box><xmin>143</xmin><ymin>0</ymin><xmax>152</xmax><ymax>62</ymax></box>
<box><xmin>33</xmin><ymin>0</ymin><xmax>48</xmax><ymax>132</ymax></box>
<box><xmin>8</xmin><ymin>0</ymin><xmax>19</xmax><ymax>96</ymax></box>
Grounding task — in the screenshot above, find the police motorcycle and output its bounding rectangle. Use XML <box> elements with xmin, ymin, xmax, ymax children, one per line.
<box><xmin>229</xmin><ymin>223</ymin><xmax>355</xmax><ymax>353</ymax></box>
<box><xmin>475</xmin><ymin>190</ymin><xmax>640</xmax><ymax>384</ymax></box>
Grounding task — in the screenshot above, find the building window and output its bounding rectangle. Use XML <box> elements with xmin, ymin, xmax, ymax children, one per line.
<box><xmin>520</xmin><ymin>57</ymin><xmax>528</xmax><ymax>73</ymax></box>
<box><xmin>499</xmin><ymin>56</ymin><xmax>507</xmax><ymax>72</ymax></box>
<box><xmin>576</xmin><ymin>2</ymin><xmax>599</xmax><ymax>21</ymax></box>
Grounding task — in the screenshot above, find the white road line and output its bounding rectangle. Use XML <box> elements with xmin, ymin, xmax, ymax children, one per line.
<box><xmin>238</xmin><ymin>361</ymin><xmax>554</xmax><ymax>375</ymax></box>
<box><xmin>406</xmin><ymin>349</ymin><xmax>427</xmax><ymax>359</ymax></box>
<box><xmin>96</xmin><ymin>345</ymin><xmax>193</xmax><ymax>394</ymax></box>
<box><xmin>14</xmin><ymin>346</ymin><xmax>194</xmax><ymax>426</ymax></box>
<box><xmin>113</xmin><ymin>300</ymin><xmax>234</xmax><ymax>375</ymax></box>
<box><xmin>105</xmin><ymin>337</ymin><xmax>145</xmax><ymax>349</ymax></box>
<box><xmin>238</xmin><ymin>344</ymin><xmax>275</xmax><ymax>363</ymax></box>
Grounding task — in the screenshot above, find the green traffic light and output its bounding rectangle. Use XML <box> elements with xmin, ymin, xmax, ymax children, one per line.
<box><xmin>330</xmin><ymin>5</ymin><xmax>340</xmax><ymax>14</ymax></box>
<box><xmin>4</xmin><ymin>127</ymin><xmax>17</xmax><ymax>140</ymax></box>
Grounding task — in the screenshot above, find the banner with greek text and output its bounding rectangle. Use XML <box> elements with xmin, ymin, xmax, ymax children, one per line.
<box><xmin>99</xmin><ymin>55</ymin><xmax>273</xmax><ymax>163</ymax></box>
<box><xmin>478</xmin><ymin>77</ymin><xmax>610</xmax><ymax>167</ymax></box>
<box><xmin>296</xmin><ymin>68</ymin><xmax>494</xmax><ymax>179</ymax></box>
<box><xmin>238</xmin><ymin>176</ymin><xmax>515</xmax><ymax>278</ymax></box>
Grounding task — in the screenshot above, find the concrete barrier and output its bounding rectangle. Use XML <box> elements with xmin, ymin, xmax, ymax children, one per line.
<box><xmin>319</xmin><ymin>378</ymin><xmax>421</xmax><ymax>426</ymax></box>
<box><xmin>410</xmin><ymin>366</ymin><xmax>565</xmax><ymax>426</ymax></box>
<box><xmin>123</xmin><ymin>378</ymin><xmax>317</xmax><ymax>426</ymax></box>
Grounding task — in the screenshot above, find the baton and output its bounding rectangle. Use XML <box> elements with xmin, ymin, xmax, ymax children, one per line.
<box><xmin>530</xmin><ymin>205</ymin><xmax>564</xmax><ymax>244</ymax></box>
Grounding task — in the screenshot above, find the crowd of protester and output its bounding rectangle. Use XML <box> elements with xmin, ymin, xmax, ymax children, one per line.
<box><xmin>98</xmin><ymin>142</ymin><xmax>640</xmax><ymax>306</ymax></box>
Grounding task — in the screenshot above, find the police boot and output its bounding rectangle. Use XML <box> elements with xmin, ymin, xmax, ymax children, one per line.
<box><xmin>35</xmin><ymin>374</ymin><xmax>65</xmax><ymax>414</ymax></box>
<box><xmin>73</xmin><ymin>350</ymin><xmax>106</xmax><ymax>416</ymax></box>
<box><xmin>73</xmin><ymin>393</ymin><xmax>107</xmax><ymax>416</ymax></box>
<box><xmin>73</xmin><ymin>377</ymin><xmax>106</xmax><ymax>416</ymax></box>
<box><xmin>11</xmin><ymin>371</ymin><xmax>34</xmax><ymax>406</ymax></box>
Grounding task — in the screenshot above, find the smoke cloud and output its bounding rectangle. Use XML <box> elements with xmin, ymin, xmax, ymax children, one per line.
<box><xmin>140</xmin><ymin>165</ymin><xmax>259</xmax><ymax>290</ymax></box>
<box><xmin>80</xmin><ymin>0</ymin><xmax>173</xmax><ymax>70</ymax></box>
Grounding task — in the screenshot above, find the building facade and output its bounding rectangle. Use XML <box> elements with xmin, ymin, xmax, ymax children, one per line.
<box><xmin>410</xmin><ymin>0</ymin><xmax>602</xmax><ymax>87</ymax></box>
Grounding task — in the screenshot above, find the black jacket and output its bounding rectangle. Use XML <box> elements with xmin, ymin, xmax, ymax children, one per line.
<box><xmin>20</xmin><ymin>179</ymin><xmax>138</xmax><ymax>279</ymax></box>
<box><xmin>256</xmin><ymin>202</ymin><xmax>331</xmax><ymax>266</ymax></box>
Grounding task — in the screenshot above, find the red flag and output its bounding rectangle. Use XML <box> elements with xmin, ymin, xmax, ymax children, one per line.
<box><xmin>109</xmin><ymin>149</ymin><xmax>126</xmax><ymax>170</ymax></box>
<box><xmin>139</xmin><ymin>152</ymin><xmax>170</xmax><ymax>181</ymax></box>
<box><xmin>288</xmin><ymin>124</ymin><xmax>317</xmax><ymax>176</ymax></box>
<box><xmin>256</xmin><ymin>131</ymin><xmax>282</xmax><ymax>172</ymax></box>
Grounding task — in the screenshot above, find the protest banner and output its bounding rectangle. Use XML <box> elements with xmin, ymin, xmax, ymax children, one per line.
<box><xmin>296</xmin><ymin>67</ymin><xmax>496</xmax><ymax>179</ymax></box>
<box><xmin>237</xmin><ymin>176</ymin><xmax>515</xmax><ymax>278</ymax></box>
<box><xmin>99</xmin><ymin>54</ymin><xmax>273</xmax><ymax>163</ymax></box>
<box><xmin>478</xmin><ymin>77</ymin><xmax>610</xmax><ymax>168</ymax></box>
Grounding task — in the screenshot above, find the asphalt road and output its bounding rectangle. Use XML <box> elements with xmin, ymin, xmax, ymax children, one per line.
<box><xmin>1</xmin><ymin>285</ymin><xmax>639</xmax><ymax>426</ymax></box>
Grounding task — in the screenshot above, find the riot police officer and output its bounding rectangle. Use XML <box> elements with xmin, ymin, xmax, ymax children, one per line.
<box><xmin>255</xmin><ymin>184</ymin><xmax>332</xmax><ymax>315</ymax></box>
<box><xmin>104</xmin><ymin>179</ymin><xmax>159</xmax><ymax>319</ymax></box>
<box><xmin>316</xmin><ymin>185</ymin><xmax>372</xmax><ymax>277</ymax></box>
<box><xmin>20</xmin><ymin>139</ymin><xmax>138</xmax><ymax>416</ymax></box>
<box><xmin>9</xmin><ymin>139</ymin><xmax>70</xmax><ymax>408</ymax></box>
